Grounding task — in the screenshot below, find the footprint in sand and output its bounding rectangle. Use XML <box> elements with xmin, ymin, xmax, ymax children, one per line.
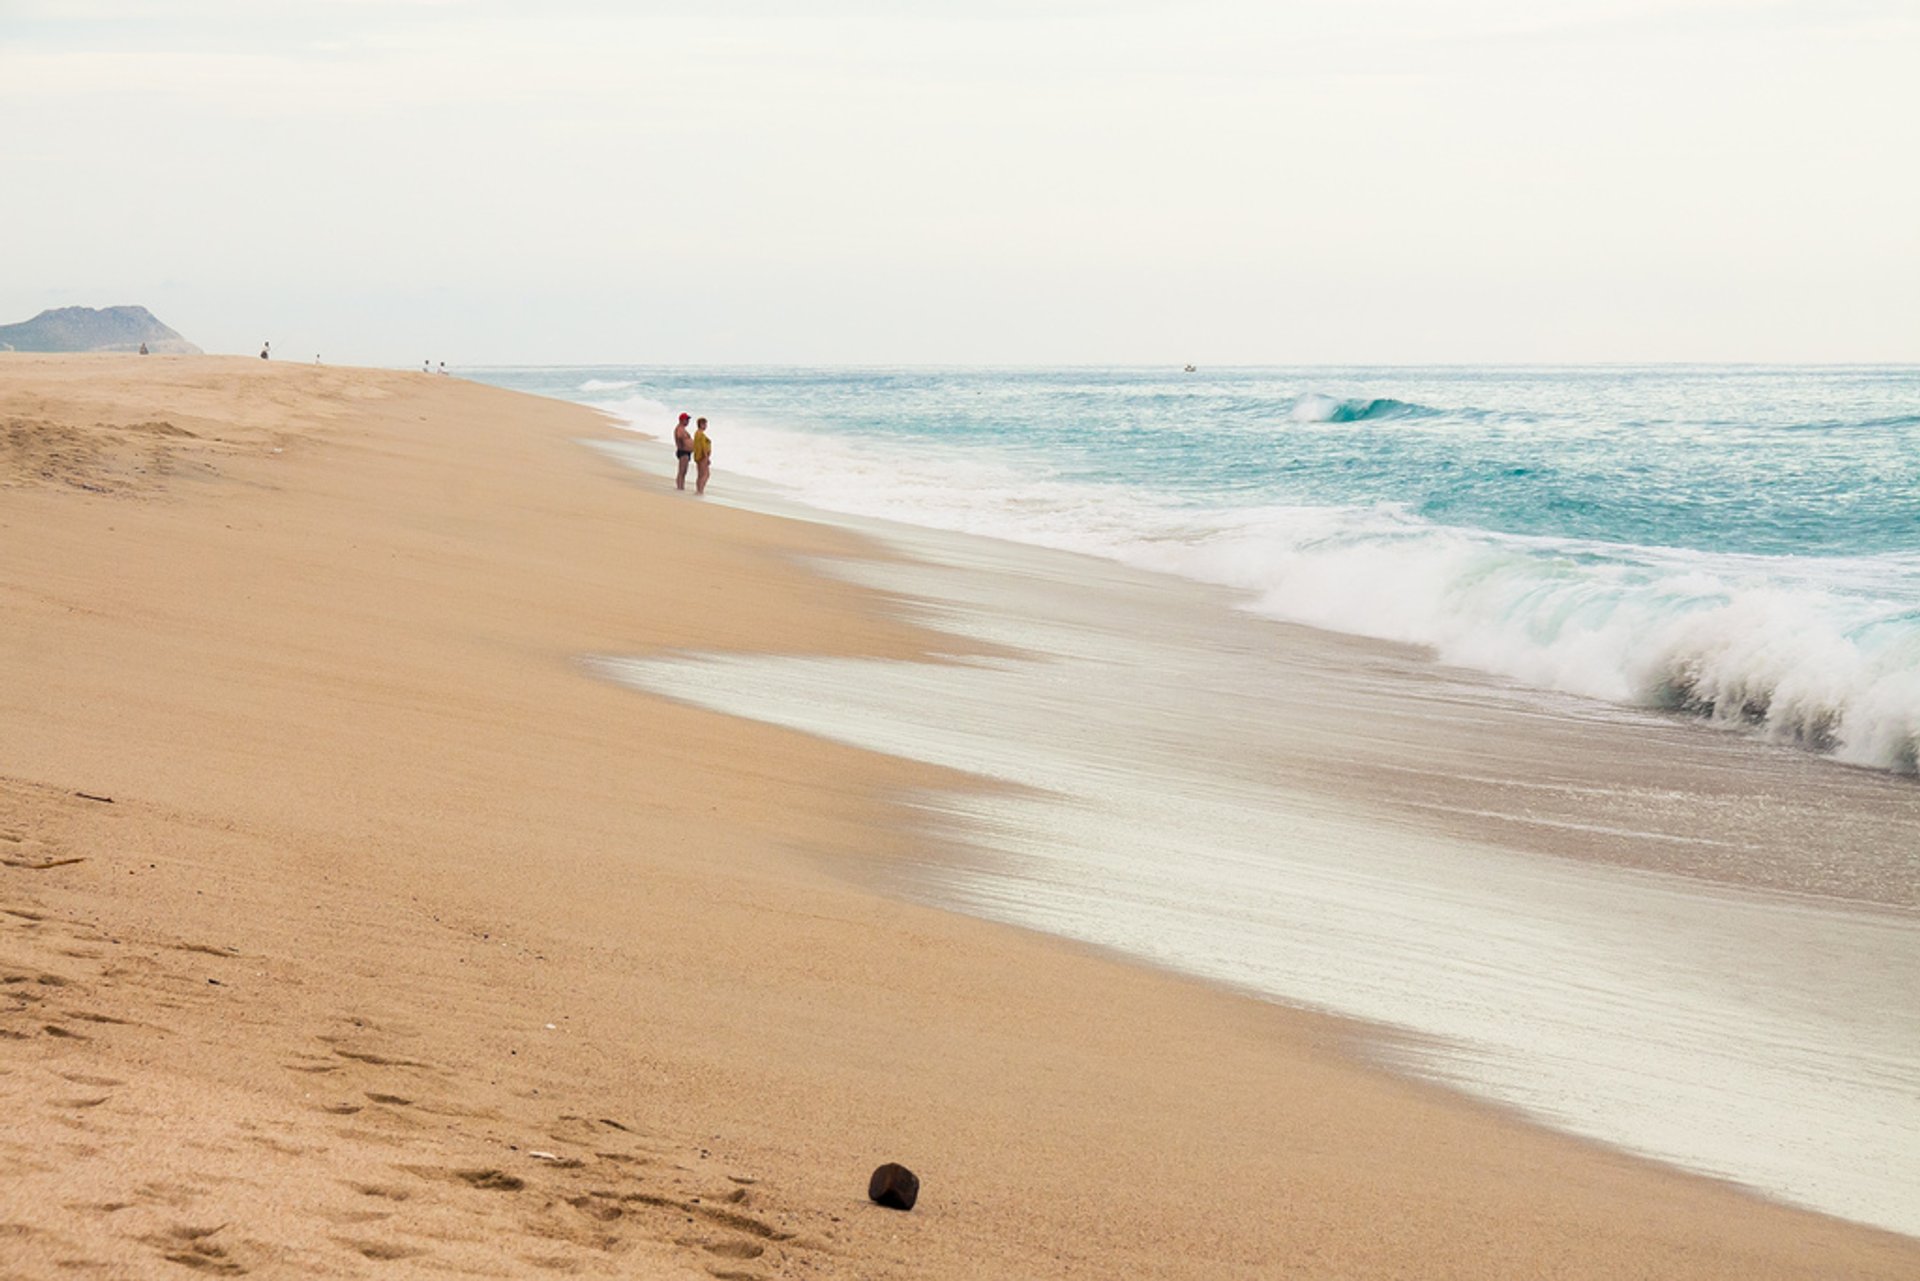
<box><xmin>1</xmin><ymin>855</ymin><xmax>86</xmax><ymax>870</ymax></box>
<box><xmin>339</xmin><ymin>1238</ymin><xmax>426</xmax><ymax>1261</ymax></box>
<box><xmin>134</xmin><ymin>1181</ymin><xmax>202</xmax><ymax>1208</ymax></box>
<box><xmin>348</xmin><ymin>1182</ymin><xmax>412</xmax><ymax>1202</ymax></box>
<box><xmin>59</xmin><ymin>1071</ymin><xmax>124</xmax><ymax>1087</ymax></box>
<box><xmin>161</xmin><ymin>1244</ymin><xmax>245</xmax><ymax>1275</ymax></box>
<box><xmin>172</xmin><ymin>942</ymin><xmax>241</xmax><ymax>958</ymax></box>
<box><xmin>399</xmin><ymin>1166</ymin><xmax>527</xmax><ymax>1192</ymax></box>
<box><xmin>566</xmin><ymin>1195</ymin><xmax>622</xmax><ymax>1223</ymax></box>
<box><xmin>688</xmin><ymin>1204</ymin><xmax>792</xmax><ymax>1242</ymax></box>
<box><xmin>148</xmin><ymin>1224</ymin><xmax>247</xmax><ymax>1276</ymax></box>
<box><xmin>318</xmin><ymin>1208</ymin><xmax>392</xmax><ymax>1226</ymax></box>
<box><xmin>617</xmin><ymin>1192</ymin><xmax>794</xmax><ymax>1243</ymax></box>
<box><xmin>334</xmin><ymin>1048</ymin><xmax>433</xmax><ymax>1069</ymax></box>
<box><xmin>66</xmin><ymin>1201</ymin><xmax>134</xmax><ymax>1215</ymax></box>
<box><xmin>523</xmin><ymin>1254</ymin><xmax>589</xmax><ymax>1273</ymax></box>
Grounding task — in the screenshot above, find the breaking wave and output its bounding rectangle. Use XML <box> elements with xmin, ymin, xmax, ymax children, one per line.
<box><xmin>1168</xmin><ymin>524</ymin><xmax>1920</xmax><ymax>776</ymax></box>
<box><xmin>1287</xmin><ymin>393</ymin><xmax>1439</xmax><ymax>423</ymax></box>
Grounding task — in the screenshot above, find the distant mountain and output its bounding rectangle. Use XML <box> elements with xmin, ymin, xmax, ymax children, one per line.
<box><xmin>0</xmin><ymin>305</ymin><xmax>202</xmax><ymax>354</ymax></box>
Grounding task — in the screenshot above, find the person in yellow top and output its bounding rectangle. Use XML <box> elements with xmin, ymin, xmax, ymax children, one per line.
<box><xmin>692</xmin><ymin>417</ymin><xmax>714</xmax><ymax>495</ymax></box>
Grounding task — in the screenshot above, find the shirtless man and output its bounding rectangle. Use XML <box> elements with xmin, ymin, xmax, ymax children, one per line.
<box><xmin>692</xmin><ymin>418</ymin><xmax>713</xmax><ymax>495</ymax></box>
<box><xmin>672</xmin><ymin>413</ymin><xmax>694</xmax><ymax>490</ymax></box>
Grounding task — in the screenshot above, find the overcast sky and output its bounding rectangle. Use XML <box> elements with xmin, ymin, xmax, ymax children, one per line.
<box><xmin>3</xmin><ymin>0</ymin><xmax>1916</xmax><ymax>364</ymax></box>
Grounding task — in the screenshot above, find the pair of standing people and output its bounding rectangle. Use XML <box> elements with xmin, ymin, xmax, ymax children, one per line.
<box><xmin>672</xmin><ymin>413</ymin><xmax>713</xmax><ymax>494</ymax></box>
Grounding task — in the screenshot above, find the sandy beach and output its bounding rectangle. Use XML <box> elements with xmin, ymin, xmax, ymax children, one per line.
<box><xmin>3</xmin><ymin>354</ymin><xmax>1916</xmax><ymax>1279</ymax></box>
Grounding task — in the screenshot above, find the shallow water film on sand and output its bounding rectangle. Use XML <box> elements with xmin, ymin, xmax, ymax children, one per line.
<box><xmin>591</xmin><ymin>533</ymin><xmax>1920</xmax><ymax>1237</ymax></box>
<box><xmin>480</xmin><ymin>365</ymin><xmax>1920</xmax><ymax>1233</ymax></box>
<box><xmin>496</xmin><ymin>364</ymin><xmax>1920</xmax><ymax>774</ymax></box>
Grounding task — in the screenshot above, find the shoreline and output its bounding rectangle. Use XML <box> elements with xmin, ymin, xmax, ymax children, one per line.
<box><xmin>519</xmin><ymin>363</ymin><xmax>1920</xmax><ymax>782</ymax></box>
<box><xmin>586</xmin><ymin>424</ymin><xmax>1919</xmax><ymax>914</ymax></box>
<box><xmin>594</xmin><ymin>507</ymin><xmax>1920</xmax><ymax>1234</ymax></box>
<box><xmin>3</xmin><ymin>355</ymin><xmax>1915</xmax><ymax>1277</ymax></box>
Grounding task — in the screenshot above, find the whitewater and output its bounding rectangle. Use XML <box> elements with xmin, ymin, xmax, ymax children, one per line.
<box><xmin>486</xmin><ymin>365</ymin><xmax>1920</xmax><ymax>775</ymax></box>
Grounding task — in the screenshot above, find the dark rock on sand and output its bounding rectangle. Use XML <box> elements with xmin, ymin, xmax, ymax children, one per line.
<box><xmin>867</xmin><ymin>1162</ymin><xmax>919</xmax><ymax>1211</ymax></box>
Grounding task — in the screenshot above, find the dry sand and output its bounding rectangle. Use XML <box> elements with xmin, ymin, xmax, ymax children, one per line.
<box><xmin>1</xmin><ymin>354</ymin><xmax>1913</xmax><ymax>1279</ymax></box>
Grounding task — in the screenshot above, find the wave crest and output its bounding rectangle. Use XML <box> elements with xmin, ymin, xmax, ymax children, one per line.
<box><xmin>1287</xmin><ymin>393</ymin><xmax>1436</xmax><ymax>423</ymax></box>
<box><xmin>1644</xmin><ymin>597</ymin><xmax>1920</xmax><ymax>770</ymax></box>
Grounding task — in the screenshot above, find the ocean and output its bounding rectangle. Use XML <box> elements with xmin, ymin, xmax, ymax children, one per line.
<box><xmin>476</xmin><ymin>365</ymin><xmax>1920</xmax><ymax>1235</ymax></box>
<box><xmin>490</xmin><ymin>365</ymin><xmax>1920</xmax><ymax>775</ymax></box>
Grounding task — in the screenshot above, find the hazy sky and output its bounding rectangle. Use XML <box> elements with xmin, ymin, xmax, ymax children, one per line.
<box><xmin>4</xmin><ymin>1</ymin><xmax>1916</xmax><ymax>364</ymax></box>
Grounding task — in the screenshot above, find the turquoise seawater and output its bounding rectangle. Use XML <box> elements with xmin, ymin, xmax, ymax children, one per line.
<box><xmin>480</xmin><ymin>365</ymin><xmax>1920</xmax><ymax>773</ymax></box>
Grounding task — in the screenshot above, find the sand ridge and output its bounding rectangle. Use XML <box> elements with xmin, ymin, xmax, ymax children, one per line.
<box><xmin>2</xmin><ymin>354</ymin><xmax>1916</xmax><ymax>1278</ymax></box>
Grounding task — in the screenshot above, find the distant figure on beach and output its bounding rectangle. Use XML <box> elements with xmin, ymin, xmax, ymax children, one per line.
<box><xmin>138</xmin><ymin>341</ymin><xmax>148</xmax><ymax>355</ymax></box>
<box><xmin>423</xmin><ymin>360</ymin><xmax>430</xmax><ymax>373</ymax></box>
<box><xmin>260</xmin><ymin>342</ymin><xmax>270</xmax><ymax>360</ymax></box>
<box><xmin>438</xmin><ymin>361</ymin><xmax>447</xmax><ymax>375</ymax></box>
<box><xmin>693</xmin><ymin>417</ymin><xmax>713</xmax><ymax>496</ymax></box>
<box><xmin>673</xmin><ymin>413</ymin><xmax>694</xmax><ymax>490</ymax></box>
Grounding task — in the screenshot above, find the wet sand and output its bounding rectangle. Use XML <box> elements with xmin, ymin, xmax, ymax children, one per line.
<box><xmin>596</xmin><ymin>516</ymin><xmax>1919</xmax><ymax>1231</ymax></box>
<box><xmin>2</xmin><ymin>354</ymin><xmax>1915</xmax><ymax>1278</ymax></box>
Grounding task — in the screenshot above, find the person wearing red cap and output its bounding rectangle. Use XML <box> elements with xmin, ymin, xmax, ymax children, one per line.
<box><xmin>672</xmin><ymin>412</ymin><xmax>694</xmax><ymax>490</ymax></box>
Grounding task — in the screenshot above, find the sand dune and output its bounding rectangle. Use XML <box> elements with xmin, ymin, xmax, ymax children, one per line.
<box><xmin>2</xmin><ymin>354</ymin><xmax>1914</xmax><ymax>1278</ymax></box>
